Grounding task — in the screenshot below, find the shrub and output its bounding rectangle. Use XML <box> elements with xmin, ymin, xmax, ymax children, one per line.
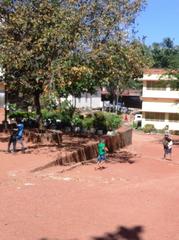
<box><xmin>93</xmin><ymin>111</ymin><xmax>107</xmax><ymax>132</ymax></box>
<box><xmin>9</xmin><ymin>110</ymin><xmax>35</xmax><ymax>120</ymax></box>
<box><xmin>59</xmin><ymin>100</ymin><xmax>75</xmax><ymax>126</ymax></box>
<box><xmin>72</xmin><ymin>113</ymin><xmax>83</xmax><ymax>128</ymax></box>
<box><xmin>42</xmin><ymin>109</ymin><xmax>60</xmax><ymax>120</ymax></box>
<box><xmin>105</xmin><ymin>112</ymin><xmax>122</xmax><ymax>130</ymax></box>
<box><xmin>82</xmin><ymin>116</ymin><xmax>94</xmax><ymax>130</ymax></box>
<box><xmin>143</xmin><ymin>124</ymin><xmax>156</xmax><ymax>133</ymax></box>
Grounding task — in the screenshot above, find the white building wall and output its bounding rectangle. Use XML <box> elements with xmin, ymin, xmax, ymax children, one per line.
<box><xmin>61</xmin><ymin>90</ymin><xmax>103</xmax><ymax>109</ymax></box>
<box><xmin>142</xmin><ymin>101</ymin><xmax>179</xmax><ymax>113</ymax></box>
<box><xmin>74</xmin><ymin>93</ymin><xmax>103</xmax><ymax>109</ymax></box>
<box><xmin>141</xmin><ymin>73</ymin><xmax>179</xmax><ymax>130</ymax></box>
<box><xmin>142</xmin><ymin>118</ymin><xmax>179</xmax><ymax>130</ymax></box>
<box><xmin>143</xmin><ymin>89</ymin><xmax>179</xmax><ymax>99</ymax></box>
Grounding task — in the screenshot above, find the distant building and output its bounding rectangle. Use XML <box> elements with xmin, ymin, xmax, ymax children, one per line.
<box><xmin>141</xmin><ymin>68</ymin><xmax>179</xmax><ymax>130</ymax></box>
<box><xmin>64</xmin><ymin>87</ymin><xmax>142</xmax><ymax>110</ymax></box>
<box><xmin>62</xmin><ymin>89</ymin><xmax>103</xmax><ymax>110</ymax></box>
<box><xmin>101</xmin><ymin>88</ymin><xmax>142</xmax><ymax>109</ymax></box>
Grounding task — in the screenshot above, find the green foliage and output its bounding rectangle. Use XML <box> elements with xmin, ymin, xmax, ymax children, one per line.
<box><xmin>93</xmin><ymin>111</ymin><xmax>122</xmax><ymax>132</ymax></box>
<box><xmin>41</xmin><ymin>109</ymin><xmax>60</xmax><ymax>120</ymax></box>
<box><xmin>82</xmin><ymin>117</ymin><xmax>94</xmax><ymax>130</ymax></box>
<box><xmin>0</xmin><ymin>0</ymin><xmax>146</xmax><ymax>119</ymax></box>
<box><xmin>143</xmin><ymin>124</ymin><xmax>156</xmax><ymax>133</ymax></box>
<box><xmin>9</xmin><ymin>111</ymin><xmax>35</xmax><ymax>120</ymax></box>
<box><xmin>8</xmin><ymin>103</ymin><xmax>35</xmax><ymax>119</ymax></box>
<box><xmin>41</xmin><ymin>100</ymin><xmax>75</xmax><ymax>126</ymax></box>
<box><xmin>72</xmin><ymin>113</ymin><xmax>83</xmax><ymax>128</ymax></box>
<box><xmin>105</xmin><ymin>112</ymin><xmax>122</xmax><ymax>130</ymax></box>
<box><xmin>150</xmin><ymin>38</ymin><xmax>179</xmax><ymax>69</ymax></box>
<box><xmin>93</xmin><ymin>111</ymin><xmax>107</xmax><ymax>132</ymax></box>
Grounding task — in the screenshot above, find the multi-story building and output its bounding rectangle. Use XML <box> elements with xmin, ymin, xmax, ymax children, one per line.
<box><xmin>141</xmin><ymin>69</ymin><xmax>179</xmax><ymax>130</ymax></box>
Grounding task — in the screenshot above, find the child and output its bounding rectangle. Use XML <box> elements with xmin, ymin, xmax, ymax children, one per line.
<box><xmin>16</xmin><ymin>119</ymin><xmax>25</xmax><ymax>152</ymax></box>
<box><xmin>163</xmin><ymin>135</ymin><xmax>173</xmax><ymax>160</ymax></box>
<box><xmin>166</xmin><ymin>136</ymin><xmax>173</xmax><ymax>160</ymax></box>
<box><xmin>96</xmin><ymin>138</ymin><xmax>108</xmax><ymax>169</ymax></box>
<box><xmin>8</xmin><ymin>128</ymin><xmax>18</xmax><ymax>153</ymax></box>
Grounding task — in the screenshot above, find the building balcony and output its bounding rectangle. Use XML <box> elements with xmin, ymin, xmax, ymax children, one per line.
<box><xmin>142</xmin><ymin>89</ymin><xmax>179</xmax><ymax>99</ymax></box>
<box><xmin>142</xmin><ymin>101</ymin><xmax>179</xmax><ymax>113</ymax></box>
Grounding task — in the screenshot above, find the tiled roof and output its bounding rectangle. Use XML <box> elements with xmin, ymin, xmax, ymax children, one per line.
<box><xmin>144</xmin><ymin>69</ymin><xmax>167</xmax><ymax>75</ymax></box>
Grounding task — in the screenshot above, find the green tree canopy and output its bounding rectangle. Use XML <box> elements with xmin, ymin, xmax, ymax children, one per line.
<box><xmin>0</xmin><ymin>0</ymin><xmax>147</xmax><ymax>120</ymax></box>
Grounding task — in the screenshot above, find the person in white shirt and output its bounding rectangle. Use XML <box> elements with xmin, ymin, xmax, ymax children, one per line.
<box><xmin>166</xmin><ymin>136</ymin><xmax>173</xmax><ymax>160</ymax></box>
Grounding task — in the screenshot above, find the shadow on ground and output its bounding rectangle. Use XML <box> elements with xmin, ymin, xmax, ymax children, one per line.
<box><xmin>92</xmin><ymin>226</ymin><xmax>144</xmax><ymax>240</ymax></box>
<box><xmin>31</xmin><ymin>150</ymin><xmax>136</xmax><ymax>173</ymax></box>
<box><xmin>38</xmin><ymin>225</ymin><xmax>144</xmax><ymax>240</ymax></box>
<box><xmin>107</xmin><ymin>151</ymin><xmax>136</xmax><ymax>164</ymax></box>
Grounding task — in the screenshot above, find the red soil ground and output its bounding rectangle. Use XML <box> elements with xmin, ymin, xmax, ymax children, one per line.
<box><xmin>0</xmin><ymin>130</ymin><xmax>179</xmax><ymax>240</ymax></box>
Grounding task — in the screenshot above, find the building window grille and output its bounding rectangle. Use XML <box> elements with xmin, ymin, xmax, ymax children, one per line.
<box><xmin>145</xmin><ymin>112</ymin><xmax>165</xmax><ymax>121</ymax></box>
<box><xmin>146</xmin><ymin>81</ymin><xmax>167</xmax><ymax>90</ymax></box>
<box><xmin>169</xmin><ymin>113</ymin><xmax>179</xmax><ymax>122</ymax></box>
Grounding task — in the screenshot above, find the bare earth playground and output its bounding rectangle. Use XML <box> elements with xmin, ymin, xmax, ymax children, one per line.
<box><xmin>0</xmin><ymin>130</ymin><xmax>179</xmax><ymax>240</ymax></box>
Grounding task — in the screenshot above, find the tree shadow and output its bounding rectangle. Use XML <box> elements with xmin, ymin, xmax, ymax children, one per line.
<box><xmin>107</xmin><ymin>151</ymin><xmax>136</xmax><ymax>164</ymax></box>
<box><xmin>38</xmin><ymin>238</ymin><xmax>78</xmax><ymax>240</ymax></box>
<box><xmin>0</xmin><ymin>136</ymin><xmax>9</xmax><ymax>142</ymax></box>
<box><xmin>92</xmin><ymin>225</ymin><xmax>144</xmax><ymax>240</ymax></box>
<box><xmin>38</xmin><ymin>226</ymin><xmax>144</xmax><ymax>240</ymax></box>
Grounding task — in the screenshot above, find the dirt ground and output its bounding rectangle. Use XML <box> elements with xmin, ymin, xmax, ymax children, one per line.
<box><xmin>0</xmin><ymin>130</ymin><xmax>179</xmax><ymax>240</ymax></box>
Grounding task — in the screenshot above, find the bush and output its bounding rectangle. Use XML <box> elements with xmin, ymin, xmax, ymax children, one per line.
<box><xmin>42</xmin><ymin>100</ymin><xmax>75</xmax><ymax>127</ymax></box>
<box><xmin>82</xmin><ymin>116</ymin><xmax>94</xmax><ymax>130</ymax></box>
<box><xmin>105</xmin><ymin>112</ymin><xmax>122</xmax><ymax>130</ymax></box>
<box><xmin>9</xmin><ymin>110</ymin><xmax>35</xmax><ymax>120</ymax></box>
<box><xmin>59</xmin><ymin>100</ymin><xmax>75</xmax><ymax>127</ymax></box>
<box><xmin>72</xmin><ymin>113</ymin><xmax>83</xmax><ymax>128</ymax></box>
<box><xmin>42</xmin><ymin>109</ymin><xmax>60</xmax><ymax>120</ymax></box>
<box><xmin>93</xmin><ymin>111</ymin><xmax>107</xmax><ymax>132</ymax></box>
<box><xmin>143</xmin><ymin>124</ymin><xmax>156</xmax><ymax>133</ymax></box>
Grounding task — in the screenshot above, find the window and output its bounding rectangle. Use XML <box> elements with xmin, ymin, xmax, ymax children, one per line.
<box><xmin>169</xmin><ymin>113</ymin><xmax>179</xmax><ymax>122</ymax></box>
<box><xmin>146</xmin><ymin>81</ymin><xmax>167</xmax><ymax>90</ymax></box>
<box><xmin>145</xmin><ymin>112</ymin><xmax>165</xmax><ymax>121</ymax></box>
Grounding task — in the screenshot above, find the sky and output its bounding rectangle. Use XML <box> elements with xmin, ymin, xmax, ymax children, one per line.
<box><xmin>136</xmin><ymin>0</ymin><xmax>179</xmax><ymax>46</ymax></box>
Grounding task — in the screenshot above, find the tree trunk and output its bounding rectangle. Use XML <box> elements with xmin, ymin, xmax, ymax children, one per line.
<box><xmin>90</xmin><ymin>94</ymin><xmax>92</xmax><ymax>109</ymax></box>
<box><xmin>34</xmin><ymin>91</ymin><xmax>42</xmax><ymax>128</ymax></box>
<box><xmin>116</xmin><ymin>92</ymin><xmax>119</xmax><ymax>113</ymax></box>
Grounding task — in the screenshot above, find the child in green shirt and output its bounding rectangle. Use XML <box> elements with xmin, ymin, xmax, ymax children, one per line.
<box><xmin>97</xmin><ymin>138</ymin><xmax>108</xmax><ymax>169</ymax></box>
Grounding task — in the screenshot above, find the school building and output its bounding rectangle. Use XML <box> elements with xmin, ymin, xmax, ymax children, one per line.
<box><xmin>141</xmin><ymin>68</ymin><xmax>179</xmax><ymax>130</ymax></box>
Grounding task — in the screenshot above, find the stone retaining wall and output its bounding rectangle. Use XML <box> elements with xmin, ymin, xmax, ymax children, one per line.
<box><xmin>32</xmin><ymin>127</ymin><xmax>132</xmax><ymax>171</ymax></box>
<box><xmin>56</xmin><ymin>127</ymin><xmax>132</xmax><ymax>165</ymax></box>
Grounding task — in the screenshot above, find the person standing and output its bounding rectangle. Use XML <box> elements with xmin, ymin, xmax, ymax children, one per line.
<box><xmin>7</xmin><ymin>127</ymin><xmax>17</xmax><ymax>153</ymax></box>
<box><xmin>16</xmin><ymin>119</ymin><xmax>25</xmax><ymax>152</ymax></box>
<box><xmin>166</xmin><ymin>136</ymin><xmax>173</xmax><ymax>160</ymax></box>
<box><xmin>163</xmin><ymin>134</ymin><xmax>173</xmax><ymax>160</ymax></box>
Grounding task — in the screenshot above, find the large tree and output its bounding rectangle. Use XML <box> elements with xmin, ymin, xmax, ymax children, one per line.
<box><xmin>0</xmin><ymin>0</ymin><xmax>147</xmax><ymax>120</ymax></box>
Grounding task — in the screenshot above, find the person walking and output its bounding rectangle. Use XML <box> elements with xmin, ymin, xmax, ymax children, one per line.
<box><xmin>96</xmin><ymin>138</ymin><xmax>108</xmax><ymax>169</ymax></box>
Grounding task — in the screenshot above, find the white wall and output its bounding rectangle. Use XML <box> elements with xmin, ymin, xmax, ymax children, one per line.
<box><xmin>141</xmin><ymin>74</ymin><xmax>179</xmax><ymax>130</ymax></box>
<box><xmin>142</xmin><ymin>119</ymin><xmax>179</xmax><ymax>130</ymax></box>
<box><xmin>74</xmin><ymin>94</ymin><xmax>103</xmax><ymax>109</ymax></box>
<box><xmin>142</xmin><ymin>101</ymin><xmax>179</xmax><ymax>113</ymax></box>
<box><xmin>61</xmin><ymin>91</ymin><xmax>103</xmax><ymax>109</ymax></box>
<box><xmin>143</xmin><ymin>89</ymin><xmax>179</xmax><ymax>99</ymax></box>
